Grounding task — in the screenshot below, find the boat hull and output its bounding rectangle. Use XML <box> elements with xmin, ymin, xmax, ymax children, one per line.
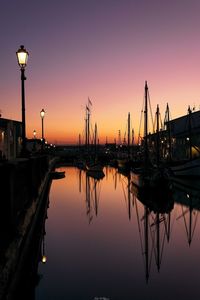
<box><xmin>170</xmin><ymin>158</ymin><xmax>200</xmax><ymax>177</ymax></box>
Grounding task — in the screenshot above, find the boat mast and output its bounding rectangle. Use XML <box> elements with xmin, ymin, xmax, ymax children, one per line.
<box><xmin>156</xmin><ymin>105</ymin><xmax>160</xmax><ymax>166</ymax></box>
<box><xmin>87</xmin><ymin>106</ymin><xmax>90</xmax><ymax>148</ymax></box>
<box><xmin>188</xmin><ymin>106</ymin><xmax>192</xmax><ymax>160</ymax></box>
<box><xmin>164</xmin><ymin>103</ymin><xmax>172</xmax><ymax>161</ymax></box>
<box><xmin>128</xmin><ymin>112</ymin><xmax>130</xmax><ymax>158</ymax></box>
<box><xmin>94</xmin><ymin>122</ymin><xmax>97</xmax><ymax>161</ymax></box>
<box><xmin>144</xmin><ymin>81</ymin><xmax>149</xmax><ymax>168</ymax></box>
<box><xmin>85</xmin><ymin>106</ymin><xmax>88</xmax><ymax>148</ymax></box>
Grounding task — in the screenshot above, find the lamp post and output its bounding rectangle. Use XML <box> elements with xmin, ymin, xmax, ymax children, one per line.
<box><xmin>33</xmin><ymin>129</ymin><xmax>36</xmax><ymax>151</ymax></box>
<box><xmin>40</xmin><ymin>109</ymin><xmax>45</xmax><ymax>151</ymax></box>
<box><xmin>16</xmin><ymin>45</ymin><xmax>29</xmax><ymax>156</ymax></box>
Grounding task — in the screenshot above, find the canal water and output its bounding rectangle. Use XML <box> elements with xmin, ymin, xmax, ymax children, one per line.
<box><xmin>35</xmin><ymin>166</ymin><xmax>200</xmax><ymax>300</ymax></box>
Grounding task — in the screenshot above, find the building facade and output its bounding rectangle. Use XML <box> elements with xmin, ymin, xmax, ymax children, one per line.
<box><xmin>0</xmin><ymin>118</ymin><xmax>22</xmax><ymax>160</ymax></box>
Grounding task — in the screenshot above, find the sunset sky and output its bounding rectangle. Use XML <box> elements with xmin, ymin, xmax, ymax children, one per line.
<box><xmin>0</xmin><ymin>0</ymin><xmax>200</xmax><ymax>144</ymax></box>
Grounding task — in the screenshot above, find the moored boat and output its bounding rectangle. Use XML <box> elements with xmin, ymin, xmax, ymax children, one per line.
<box><xmin>170</xmin><ymin>157</ymin><xmax>200</xmax><ymax>177</ymax></box>
<box><xmin>51</xmin><ymin>171</ymin><xmax>65</xmax><ymax>179</ymax></box>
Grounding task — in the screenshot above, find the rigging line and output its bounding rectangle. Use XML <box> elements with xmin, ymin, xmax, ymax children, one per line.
<box><xmin>138</xmin><ymin>93</ymin><xmax>145</xmax><ymax>144</ymax></box>
<box><xmin>97</xmin><ymin>182</ymin><xmax>102</xmax><ymax>207</ymax></box>
<box><xmin>159</xmin><ymin>112</ymin><xmax>163</xmax><ymax>130</ymax></box>
<box><xmin>170</xmin><ymin>209</ymin><xmax>178</xmax><ymax>234</ymax></box>
<box><xmin>124</xmin><ymin>122</ymin><xmax>128</xmax><ymax>142</ymax></box>
<box><xmin>135</xmin><ymin>198</ymin><xmax>145</xmax><ymax>260</ymax></box>
<box><xmin>147</xmin><ymin>88</ymin><xmax>154</xmax><ymax>133</ymax></box>
<box><xmin>191</xmin><ymin>211</ymin><xmax>199</xmax><ymax>240</ymax></box>
<box><xmin>121</xmin><ymin>180</ymin><xmax>128</xmax><ymax>210</ymax></box>
<box><xmin>182</xmin><ymin>206</ymin><xmax>189</xmax><ymax>239</ymax></box>
<box><xmin>150</xmin><ymin>220</ymin><xmax>157</xmax><ymax>263</ymax></box>
<box><xmin>153</xmin><ymin>113</ymin><xmax>156</xmax><ymax>134</ymax></box>
<box><xmin>148</xmin><ymin>213</ymin><xmax>156</xmax><ymax>273</ymax></box>
<box><xmin>149</xmin><ymin>231</ymin><xmax>155</xmax><ymax>276</ymax></box>
<box><xmin>160</xmin><ymin>224</ymin><xmax>167</xmax><ymax>263</ymax></box>
<box><xmin>163</xmin><ymin>214</ymin><xmax>172</xmax><ymax>239</ymax></box>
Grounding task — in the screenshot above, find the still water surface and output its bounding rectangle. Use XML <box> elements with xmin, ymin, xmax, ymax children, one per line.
<box><xmin>36</xmin><ymin>167</ymin><xmax>200</xmax><ymax>300</ymax></box>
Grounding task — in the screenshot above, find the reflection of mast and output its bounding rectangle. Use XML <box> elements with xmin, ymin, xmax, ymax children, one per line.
<box><xmin>176</xmin><ymin>196</ymin><xmax>199</xmax><ymax>246</ymax></box>
<box><xmin>144</xmin><ymin>206</ymin><xmax>150</xmax><ymax>282</ymax></box>
<box><xmin>134</xmin><ymin>194</ymin><xmax>172</xmax><ymax>282</ymax></box>
<box><xmin>85</xmin><ymin>173</ymin><xmax>102</xmax><ymax>223</ymax></box>
<box><xmin>94</xmin><ymin>179</ymin><xmax>98</xmax><ymax>216</ymax></box>
<box><xmin>79</xmin><ymin>169</ymin><xmax>82</xmax><ymax>193</ymax></box>
<box><xmin>86</xmin><ymin>174</ymin><xmax>92</xmax><ymax>223</ymax></box>
<box><xmin>155</xmin><ymin>212</ymin><xmax>161</xmax><ymax>272</ymax></box>
<box><xmin>127</xmin><ymin>174</ymin><xmax>132</xmax><ymax>220</ymax></box>
<box><xmin>121</xmin><ymin>174</ymin><xmax>133</xmax><ymax>220</ymax></box>
<box><xmin>164</xmin><ymin>213</ymin><xmax>171</xmax><ymax>242</ymax></box>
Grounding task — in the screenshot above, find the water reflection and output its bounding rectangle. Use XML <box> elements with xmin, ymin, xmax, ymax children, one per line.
<box><xmin>34</xmin><ymin>167</ymin><xmax>200</xmax><ymax>300</ymax></box>
<box><xmin>77</xmin><ymin>169</ymin><xmax>103</xmax><ymax>223</ymax></box>
<box><xmin>172</xmin><ymin>178</ymin><xmax>200</xmax><ymax>246</ymax></box>
<box><xmin>130</xmin><ymin>180</ymin><xmax>174</xmax><ymax>282</ymax></box>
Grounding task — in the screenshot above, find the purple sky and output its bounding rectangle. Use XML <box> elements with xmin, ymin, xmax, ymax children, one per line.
<box><xmin>0</xmin><ymin>0</ymin><xmax>200</xmax><ymax>143</ymax></box>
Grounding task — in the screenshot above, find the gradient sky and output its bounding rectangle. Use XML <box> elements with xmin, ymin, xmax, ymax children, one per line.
<box><xmin>0</xmin><ymin>0</ymin><xmax>200</xmax><ymax>144</ymax></box>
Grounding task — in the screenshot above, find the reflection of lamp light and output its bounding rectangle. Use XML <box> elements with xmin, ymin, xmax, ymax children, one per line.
<box><xmin>41</xmin><ymin>232</ymin><xmax>47</xmax><ymax>264</ymax></box>
<box><xmin>41</xmin><ymin>255</ymin><xmax>47</xmax><ymax>264</ymax></box>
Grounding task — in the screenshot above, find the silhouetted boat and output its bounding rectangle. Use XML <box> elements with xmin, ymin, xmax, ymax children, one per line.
<box><xmin>117</xmin><ymin>112</ymin><xmax>133</xmax><ymax>172</ymax></box>
<box><xmin>170</xmin><ymin>107</ymin><xmax>200</xmax><ymax>177</ymax></box>
<box><xmin>131</xmin><ymin>82</ymin><xmax>170</xmax><ymax>188</ymax></box>
<box><xmin>170</xmin><ymin>157</ymin><xmax>200</xmax><ymax>177</ymax></box>
<box><xmin>86</xmin><ymin>168</ymin><xmax>105</xmax><ymax>180</ymax></box>
<box><xmin>85</xmin><ymin>122</ymin><xmax>104</xmax><ymax>176</ymax></box>
<box><xmin>51</xmin><ymin>171</ymin><xmax>65</xmax><ymax>179</ymax></box>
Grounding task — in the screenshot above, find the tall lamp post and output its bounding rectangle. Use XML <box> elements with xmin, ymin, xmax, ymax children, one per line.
<box><xmin>40</xmin><ymin>109</ymin><xmax>45</xmax><ymax>151</ymax></box>
<box><xmin>16</xmin><ymin>45</ymin><xmax>29</xmax><ymax>156</ymax></box>
<box><xmin>33</xmin><ymin>129</ymin><xmax>36</xmax><ymax>151</ymax></box>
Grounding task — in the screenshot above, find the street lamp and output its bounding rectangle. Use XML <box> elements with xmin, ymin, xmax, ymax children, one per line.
<box><xmin>33</xmin><ymin>129</ymin><xmax>36</xmax><ymax>151</ymax></box>
<box><xmin>33</xmin><ymin>129</ymin><xmax>36</xmax><ymax>139</ymax></box>
<box><xmin>40</xmin><ymin>109</ymin><xmax>45</xmax><ymax>151</ymax></box>
<box><xmin>16</xmin><ymin>45</ymin><xmax>29</xmax><ymax>155</ymax></box>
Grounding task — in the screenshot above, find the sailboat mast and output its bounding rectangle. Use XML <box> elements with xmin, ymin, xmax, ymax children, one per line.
<box><xmin>165</xmin><ymin>103</ymin><xmax>172</xmax><ymax>161</ymax></box>
<box><xmin>144</xmin><ymin>81</ymin><xmax>149</xmax><ymax>168</ymax></box>
<box><xmin>87</xmin><ymin>107</ymin><xmax>90</xmax><ymax>148</ymax></box>
<box><xmin>156</xmin><ymin>105</ymin><xmax>160</xmax><ymax>166</ymax></box>
<box><xmin>94</xmin><ymin>123</ymin><xmax>97</xmax><ymax>160</ymax></box>
<box><xmin>128</xmin><ymin>112</ymin><xmax>130</xmax><ymax>158</ymax></box>
<box><xmin>85</xmin><ymin>107</ymin><xmax>88</xmax><ymax>147</ymax></box>
<box><xmin>188</xmin><ymin>106</ymin><xmax>192</xmax><ymax>160</ymax></box>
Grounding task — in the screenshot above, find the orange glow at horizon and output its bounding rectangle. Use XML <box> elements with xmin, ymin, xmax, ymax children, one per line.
<box><xmin>1</xmin><ymin>0</ymin><xmax>200</xmax><ymax>145</ymax></box>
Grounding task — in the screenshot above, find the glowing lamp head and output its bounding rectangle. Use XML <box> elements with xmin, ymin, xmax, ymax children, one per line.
<box><xmin>33</xmin><ymin>129</ymin><xmax>36</xmax><ymax>137</ymax></box>
<box><xmin>16</xmin><ymin>45</ymin><xmax>29</xmax><ymax>68</ymax></box>
<box><xmin>40</xmin><ymin>109</ymin><xmax>45</xmax><ymax>119</ymax></box>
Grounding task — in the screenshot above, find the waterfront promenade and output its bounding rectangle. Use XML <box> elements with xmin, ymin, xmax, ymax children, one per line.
<box><xmin>0</xmin><ymin>155</ymin><xmax>57</xmax><ymax>299</ymax></box>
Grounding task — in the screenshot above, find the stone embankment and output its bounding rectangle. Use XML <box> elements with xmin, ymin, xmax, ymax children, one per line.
<box><xmin>0</xmin><ymin>155</ymin><xmax>57</xmax><ymax>299</ymax></box>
